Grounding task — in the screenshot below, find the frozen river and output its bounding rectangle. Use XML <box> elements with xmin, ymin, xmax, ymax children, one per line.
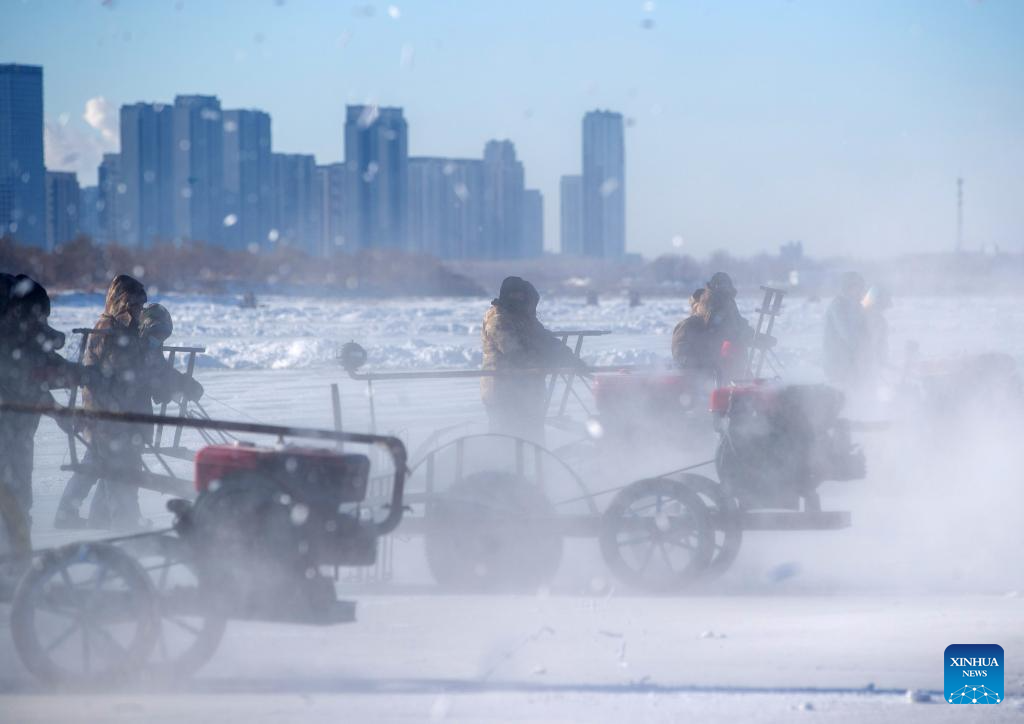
<box><xmin>2</xmin><ymin>291</ymin><xmax>1023</xmax><ymax>722</ymax></box>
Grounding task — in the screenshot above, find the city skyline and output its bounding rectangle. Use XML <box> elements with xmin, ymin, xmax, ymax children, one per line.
<box><xmin>2</xmin><ymin>63</ymin><xmax>563</xmax><ymax>258</ymax></box>
<box><xmin>4</xmin><ymin>1</ymin><xmax>1023</xmax><ymax>257</ymax></box>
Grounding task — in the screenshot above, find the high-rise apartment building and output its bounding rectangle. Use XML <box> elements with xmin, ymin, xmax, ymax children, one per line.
<box><xmin>223</xmin><ymin>109</ymin><xmax>273</xmax><ymax>251</ymax></box>
<box><xmin>173</xmin><ymin>95</ymin><xmax>224</xmax><ymax>244</ymax></box>
<box><xmin>581</xmin><ymin>110</ymin><xmax>625</xmax><ymax>258</ymax></box>
<box><xmin>482</xmin><ymin>140</ymin><xmax>525</xmax><ymax>259</ymax></box>
<box><xmin>271</xmin><ymin>153</ymin><xmax>318</xmax><ymax>254</ymax></box>
<box><xmin>98</xmin><ymin>153</ymin><xmax>125</xmax><ymax>243</ymax></box>
<box><xmin>0</xmin><ymin>64</ymin><xmax>46</xmax><ymax>248</ymax></box>
<box><xmin>315</xmin><ymin>162</ymin><xmax>347</xmax><ymax>256</ymax></box>
<box><xmin>120</xmin><ymin>102</ymin><xmax>175</xmax><ymax>246</ymax></box>
<box><xmin>45</xmin><ymin>170</ymin><xmax>80</xmax><ymax>249</ymax></box>
<box><xmin>344</xmin><ymin>105</ymin><xmax>408</xmax><ymax>250</ymax></box>
<box><xmin>522</xmin><ymin>189</ymin><xmax>544</xmax><ymax>258</ymax></box>
<box><xmin>79</xmin><ymin>185</ymin><xmax>101</xmax><ymax>240</ymax></box>
<box><xmin>559</xmin><ymin>174</ymin><xmax>583</xmax><ymax>256</ymax></box>
<box><xmin>408</xmin><ymin>157</ymin><xmax>484</xmax><ymax>259</ymax></box>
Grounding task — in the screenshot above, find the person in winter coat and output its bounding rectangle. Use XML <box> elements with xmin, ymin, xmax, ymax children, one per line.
<box><xmin>481</xmin><ymin>276</ymin><xmax>585</xmax><ymax>443</ymax></box>
<box><xmin>700</xmin><ymin>272</ymin><xmax>754</xmax><ymax>377</ymax></box>
<box><xmin>55</xmin><ymin>299</ymin><xmax>204</xmax><ymax>528</ymax></box>
<box><xmin>823</xmin><ymin>272</ymin><xmax>869</xmax><ymax>388</ymax></box>
<box><xmin>861</xmin><ymin>285</ymin><xmax>892</xmax><ymax>378</ymax></box>
<box><xmin>673</xmin><ymin>274</ymin><xmax>754</xmax><ymax>382</ymax></box>
<box><xmin>671</xmin><ymin>288</ymin><xmax>711</xmax><ymax>370</ymax></box>
<box><xmin>138</xmin><ymin>303</ymin><xmax>204</xmax><ymax>407</ymax></box>
<box><xmin>0</xmin><ymin>275</ymin><xmax>98</xmax><ymax>558</ymax></box>
<box><xmin>55</xmin><ymin>275</ymin><xmax>152</xmax><ymax>529</ymax></box>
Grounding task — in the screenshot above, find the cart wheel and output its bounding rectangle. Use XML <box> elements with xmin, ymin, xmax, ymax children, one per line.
<box><xmin>129</xmin><ymin>536</ymin><xmax>227</xmax><ymax>680</ymax></box>
<box><xmin>425</xmin><ymin>471</ymin><xmax>562</xmax><ymax>590</ymax></box>
<box><xmin>11</xmin><ymin>542</ymin><xmax>159</xmax><ymax>686</ymax></box>
<box><xmin>676</xmin><ymin>474</ymin><xmax>743</xmax><ymax>579</ymax></box>
<box><xmin>600</xmin><ymin>478</ymin><xmax>714</xmax><ymax>592</ymax></box>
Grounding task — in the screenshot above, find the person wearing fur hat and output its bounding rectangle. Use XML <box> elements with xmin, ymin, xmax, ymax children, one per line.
<box><xmin>673</xmin><ymin>273</ymin><xmax>754</xmax><ymax>382</ymax></box>
<box><xmin>823</xmin><ymin>271</ymin><xmax>870</xmax><ymax>388</ymax></box>
<box><xmin>55</xmin><ymin>298</ymin><xmax>204</xmax><ymax>528</ymax></box>
<box><xmin>480</xmin><ymin>276</ymin><xmax>585</xmax><ymax>443</ymax></box>
<box><xmin>56</xmin><ymin>275</ymin><xmax>152</xmax><ymax>529</ymax></box>
<box><xmin>0</xmin><ymin>275</ymin><xmax>98</xmax><ymax>560</ymax></box>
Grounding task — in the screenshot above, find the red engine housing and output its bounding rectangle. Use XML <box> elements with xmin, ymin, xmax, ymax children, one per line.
<box><xmin>194</xmin><ymin>444</ymin><xmax>369</xmax><ymax>504</ymax></box>
<box><xmin>709</xmin><ymin>383</ymin><xmax>777</xmax><ymax>416</ymax></box>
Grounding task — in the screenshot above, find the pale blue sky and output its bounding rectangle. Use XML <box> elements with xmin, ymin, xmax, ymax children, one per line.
<box><xmin>4</xmin><ymin>0</ymin><xmax>1023</xmax><ymax>257</ymax></box>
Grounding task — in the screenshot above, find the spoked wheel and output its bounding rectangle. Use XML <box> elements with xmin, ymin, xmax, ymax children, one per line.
<box><xmin>128</xmin><ymin>536</ymin><xmax>227</xmax><ymax>680</ymax></box>
<box><xmin>676</xmin><ymin>474</ymin><xmax>743</xmax><ymax>580</ymax></box>
<box><xmin>600</xmin><ymin>478</ymin><xmax>714</xmax><ymax>592</ymax></box>
<box><xmin>11</xmin><ymin>543</ymin><xmax>159</xmax><ymax>686</ymax></box>
<box><xmin>424</xmin><ymin>471</ymin><xmax>562</xmax><ymax>590</ymax></box>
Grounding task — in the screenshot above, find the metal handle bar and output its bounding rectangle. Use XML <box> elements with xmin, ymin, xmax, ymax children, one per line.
<box><xmin>161</xmin><ymin>345</ymin><xmax>207</xmax><ymax>354</ymax></box>
<box><xmin>548</xmin><ymin>330</ymin><xmax>612</xmax><ymax>337</ymax></box>
<box><xmin>71</xmin><ymin>328</ymin><xmax>206</xmax><ymax>355</ymax></box>
<box><xmin>0</xmin><ymin>403</ymin><xmax>408</xmax><ymax>536</ymax></box>
<box><xmin>344</xmin><ymin>365</ymin><xmax>640</xmax><ymax>382</ymax></box>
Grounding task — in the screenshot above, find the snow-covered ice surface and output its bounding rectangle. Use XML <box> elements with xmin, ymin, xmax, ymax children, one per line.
<box><xmin>3</xmin><ymin>292</ymin><xmax>1024</xmax><ymax>722</ymax></box>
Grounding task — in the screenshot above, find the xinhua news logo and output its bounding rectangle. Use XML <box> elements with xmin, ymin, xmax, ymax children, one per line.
<box><xmin>945</xmin><ymin>644</ymin><xmax>1003</xmax><ymax>704</ymax></box>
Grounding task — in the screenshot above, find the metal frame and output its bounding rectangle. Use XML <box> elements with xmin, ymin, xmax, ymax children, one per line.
<box><xmin>0</xmin><ymin>403</ymin><xmax>409</xmax><ymax>554</ymax></box>
<box><xmin>331</xmin><ymin>317</ymin><xmax>857</xmax><ymax>590</ymax></box>
<box><xmin>64</xmin><ymin>329</ymin><xmax>230</xmax><ymax>498</ymax></box>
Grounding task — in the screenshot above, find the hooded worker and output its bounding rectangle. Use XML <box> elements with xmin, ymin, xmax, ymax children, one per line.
<box><xmin>138</xmin><ymin>303</ymin><xmax>204</xmax><ymax>405</ymax></box>
<box><xmin>481</xmin><ymin>276</ymin><xmax>584</xmax><ymax>442</ymax></box>
<box><xmin>0</xmin><ymin>275</ymin><xmax>97</xmax><ymax>559</ymax></box>
<box><xmin>861</xmin><ymin>285</ymin><xmax>892</xmax><ymax>377</ymax></box>
<box><xmin>55</xmin><ymin>275</ymin><xmax>154</xmax><ymax>529</ymax></box>
<box><xmin>672</xmin><ymin>288</ymin><xmax>712</xmax><ymax>370</ymax></box>
<box><xmin>823</xmin><ymin>271</ymin><xmax>869</xmax><ymax>388</ymax></box>
<box><xmin>55</xmin><ymin>299</ymin><xmax>204</xmax><ymax>528</ymax></box>
<box><xmin>673</xmin><ymin>273</ymin><xmax>753</xmax><ymax>382</ymax></box>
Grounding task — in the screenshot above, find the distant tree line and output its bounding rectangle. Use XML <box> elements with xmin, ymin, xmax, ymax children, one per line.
<box><xmin>0</xmin><ymin>234</ymin><xmax>486</xmax><ymax>297</ymax></box>
<box><xmin>4</xmin><ymin>234</ymin><xmax>1020</xmax><ymax>299</ymax></box>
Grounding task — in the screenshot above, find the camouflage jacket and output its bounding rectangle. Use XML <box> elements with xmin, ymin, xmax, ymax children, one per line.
<box><xmin>480</xmin><ymin>304</ymin><xmax>580</xmax><ymax>406</ymax></box>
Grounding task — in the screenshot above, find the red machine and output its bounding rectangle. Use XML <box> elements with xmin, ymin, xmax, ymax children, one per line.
<box><xmin>3</xmin><ymin>406</ymin><xmax>407</xmax><ymax>686</ymax></box>
<box><xmin>194</xmin><ymin>443</ymin><xmax>369</xmax><ymax>501</ymax></box>
<box><xmin>711</xmin><ymin>382</ymin><xmax>865</xmax><ymax>510</ymax></box>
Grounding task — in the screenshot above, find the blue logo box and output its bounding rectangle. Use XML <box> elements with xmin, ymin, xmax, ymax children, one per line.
<box><xmin>945</xmin><ymin>644</ymin><xmax>1004</xmax><ymax>704</ymax></box>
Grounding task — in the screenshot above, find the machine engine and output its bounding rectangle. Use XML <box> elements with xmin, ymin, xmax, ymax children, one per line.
<box><xmin>711</xmin><ymin>384</ymin><xmax>865</xmax><ymax>510</ymax></box>
<box><xmin>177</xmin><ymin>444</ymin><xmax>374</xmax><ymax>620</ymax></box>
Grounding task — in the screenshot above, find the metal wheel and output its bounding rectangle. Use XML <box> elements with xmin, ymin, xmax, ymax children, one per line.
<box><xmin>129</xmin><ymin>536</ymin><xmax>227</xmax><ymax>680</ymax></box>
<box><xmin>424</xmin><ymin>471</ymin><xmax>562</xmax><ymax>590</ymax></box>
<box><xmin>676</xmin><ymin>474</ymin><xmax>743</xmax><ymax>579</ymax></box>
<box><xmin>599</xmin><ymin>478</ymin><xmax>713</xmax><ymax>592</ymax></box>
<box><xmin>11</xmin><ymin>542</ymin><xmax>159</xmax><ymax>686</ymax></box>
